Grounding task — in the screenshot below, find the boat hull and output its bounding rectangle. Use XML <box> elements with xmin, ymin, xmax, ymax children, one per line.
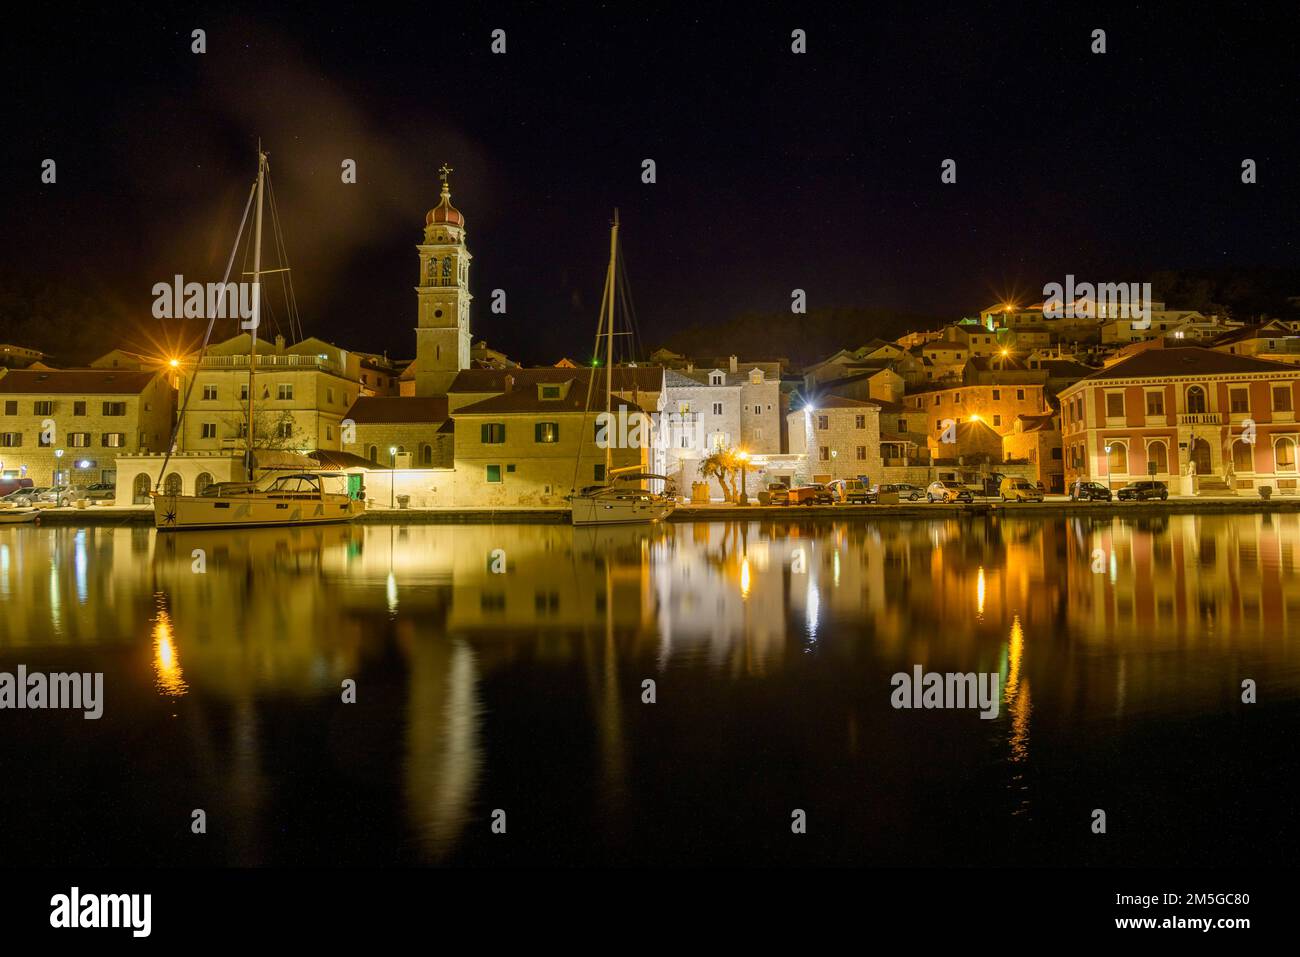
<box><xmin>570</xmin><ymin>494</ymin><xmax>674</xmax><ymax>526</ymax></box>
<box><xmin>0</xmin><ymin>508</ymin><xmax>39</xmax><ymax>524</ymax></box>
<box><xmin>153</xmin><ymin>493</ymin><xmax>364</xmax><ymax>530</ymax></box>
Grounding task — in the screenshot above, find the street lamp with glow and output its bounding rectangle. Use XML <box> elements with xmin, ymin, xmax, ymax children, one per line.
<box><xmin>737</xmin><ymin>450</ymin><xmax>750</xmax><ymax>506</ymax></box>
<box><xmin>389</xmin><ymin>446</ymin><xmax>398</xmax><ymax>508</ymax></box>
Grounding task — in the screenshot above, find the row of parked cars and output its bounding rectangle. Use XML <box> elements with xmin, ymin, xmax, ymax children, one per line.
<box><xmin>761</xmin><ymin>477</ymin><xmax>1172</xmax><ymax>506</ymax></box>
<box><xmin>761</xmin><ymin>477</ymin><xmax>1050</xmax><ymax>505</ymax></box>
<box><xmin>0</xmin><ymin>483</ymin><xmax>116</xmax><ymax>506</ymax></box>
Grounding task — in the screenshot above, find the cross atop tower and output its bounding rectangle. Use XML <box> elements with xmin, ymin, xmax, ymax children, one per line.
<box><xmin>439</xmin><ymin>163</ymin><xmax>454</xmax><ymax>186</ymax></box>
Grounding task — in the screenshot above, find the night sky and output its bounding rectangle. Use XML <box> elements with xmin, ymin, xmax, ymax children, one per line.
<box><xmin>2</xmin><ymin>2</ymin><xmax>1296</xmax><ymax>366</ymax></box>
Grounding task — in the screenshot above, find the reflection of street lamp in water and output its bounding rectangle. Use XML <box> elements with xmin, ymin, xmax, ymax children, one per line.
<box><xmin>389</xmin><ymin>446</ymin><xmax>397</xmax><ymax>509</ymax></box>
<box><xmin>54</xmin><ymin>449</ymin><xmax>64</xmax><ymax>505</ymax></box>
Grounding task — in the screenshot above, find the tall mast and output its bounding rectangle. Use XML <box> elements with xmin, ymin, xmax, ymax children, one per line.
<box><xmin>604</xmin><ymin>209</ymin><xmax>618</xmax><ymax>477</ymax></box>
<box><xmin>245</xmin><ymin>147</ymin><xmax>267</xmax><ymax>481</ymax></box>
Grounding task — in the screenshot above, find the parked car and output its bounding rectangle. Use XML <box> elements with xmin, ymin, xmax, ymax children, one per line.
<box><xmin>762</xmin><ymin>483</ymin><xmax>791</xmax><ymax>506</ymax></box>
<box><xmin>36</xmin><ymin>486</ymin><xmax>89</xmax><ymax>504</ymax></box>
<box><xmin>1070</xmin><ymin>480</ymin><xmax>1112</xmax><ymax>502</ymax></box>
<box><xmin>927</xmin><ymin>480</ymin><xmax>974</xmax><ymax>503</ymax></box>
<box><xmin>828</xmin><ymin>478</ymin><xmax>872</xmax><ymax>504</ymax></box>
<box><xmin>999</xmin><ymin>477</ymin><xmax>1044</xmax><ymax>502</ymax></box>
<box><xmin>876</xmin><ymin>482</ymin><xmax>925</xmax><ymax>501</ymax></box>
<box><xmin>1117</xmin><ymin>480</ymin><xmax>1168</xmax><ymax>501</ymax></box>
<box><xmin>3</xmin><ymin>486</ymin><xmax>50</xmax><ymax>506</ymax></box>
<box><xmin>84</xmin><ymin>483</ymin><xmax>116</xmax><ymax>501</ymax></box>
<box><xmin>790</xmin><ymin>483</ymin><xmax>834</xmax><ymax>505</ymax></box>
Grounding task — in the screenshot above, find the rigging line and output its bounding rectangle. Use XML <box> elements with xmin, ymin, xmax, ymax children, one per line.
<box><xmin>154</xmin><ymin>177</ymin><xmax>259</xmax><ymax>491</ymax></box>
<box><xmin>571</xmin><ymin>266</ymin><xmax>613</xmax><ymax>493</ymax></box>
<box><xmin>615</xmin><ymin>246</ymin><xmax>643</xmax><ymax>363</ymax></box>
<box><xmin>266</xmin><ymin>173</ymin><xmax>302</xmax><ymax>342</ymax></box>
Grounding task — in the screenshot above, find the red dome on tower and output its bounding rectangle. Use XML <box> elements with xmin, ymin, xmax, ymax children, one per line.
<box><xmin>426</xmin><ymin>164</ymin><xmax>463</xmax><ymax>227</ymax></box>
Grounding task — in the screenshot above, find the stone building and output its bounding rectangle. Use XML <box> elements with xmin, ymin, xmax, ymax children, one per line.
<box><xmin>0</xmin><ymin>368</ymin><xmax>173</xmax><ymax>486</ymax></box>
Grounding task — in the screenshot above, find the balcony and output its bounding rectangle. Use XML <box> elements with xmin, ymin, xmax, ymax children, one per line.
<box><xmin>1178</xmin><ymin>412</ymin><xmax>1224</xmax><ymax>425</ymax></box>
<box><xmin>199</xmin><ymin>354</ymin><xmax>340</xmax><ymax>374</ymax></box>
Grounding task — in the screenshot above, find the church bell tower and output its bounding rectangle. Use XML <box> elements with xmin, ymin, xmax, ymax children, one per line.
<box><xmin>413</xmin><ymin>164</ymin><xmax>472</xmax><ymax>396</ymax></box>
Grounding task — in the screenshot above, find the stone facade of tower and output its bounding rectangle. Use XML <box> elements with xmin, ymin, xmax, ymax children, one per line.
<box><xmin>412</xmin><ymin>170</ymin><xmax>472</xmax><ymax>396</ymax></box>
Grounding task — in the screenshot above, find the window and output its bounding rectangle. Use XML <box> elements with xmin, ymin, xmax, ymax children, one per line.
<box><xmin>1108</xmin><ymin>443</ymin><xmax>1127</xmax><ymax>473</ymax></box>
<box><xmin>326</xmin><ymin>387</ymin><xmax>335</xmax><ymax>404</ymax></box>
<box><xmin>201</xmin><ymin>423</ymin><xmax>217</xmax><ymax>439</ymax></box>
<box><xmin>239</xmin><ymin>385</ymin><xmax>249</xmax><ymax>401</ymax></box>
<box><xmin>709</xmin><ymin>372</ymin><xmax>724</xmax><ymax>386</ymax></box>
<box><xmin>368</xmin><ymin>445</ymin><xmax>378</xmax><ymax>463</ymax></box>
<box><xmin>754</xmin><ymin>405</ymin><xmax>762</xmax><ymax>415</ymax></box>
<box><xmin>855</xmin><ymin>446</ymin><xmax>866</xmax><ymax>460</ymax></box>
<box><xmin>1146</xmin><ymin>391</ymin><xmax>1164</xmax><ymax>416</ymax></box>
<box><xmin>1230</xmin><ymin>388</ymin><xmax>1250</xmax><ymax>414</ymax></box>
<box><xmin>897</xmin><ymin>419</ymin><xmax>907</xmax><ymax>432</ymax></box>
<box><xmin>0</xmin><ymin>432</ymin><xmax>22</xmax><ymax>447</ymax></box>
<box><xmin>278</xmin><ymin>421</ymin><xmax>294</xmax><ymax>439</ymax></box>
<box><xmin>1273</xmin><ymin>386</ymin><xmax>1293</xmax><ymax>412</ymax></box>
<box><xmin>1186</xmin><ymin>386</ymin><xmax>1207</xmax><ymax>414</ymax></box>
<box><xmin>1276</xmin><ymin>438</ymin><xmax>1297</xmax><ymax>472</ymax></box>
<box><xmin>541</xmin><ymin>385</ymin><xmax>561</xmax><ymax>399</ymax></box>
<box><xmin>993</xmin><ymin>415</ymin><xmax>1001</xmax><ymax>427</ymax></box>
<box><xmin>481</xmin><ymin>423</ymin><xmax>505</xmax><ymax>444</ymax></box>
<box><xmin>38</xmin><ymin>431</ymin><xmax>52</xmax><ymax>447</ymax></box>
<box><xmin>277</xmin><ymin>384</ymin><xmax>293</xmax><ymax>401</ymax></box>
<box><xmin>33</xmin><ymin>400</ymin><xmax>53</xmax><ymax>416</ymax></box>
<box><xmin>1148</xmin><ymin>441</ymin><xmax>1168</xmax><ymax>474</ymax></box>
<box><xmin>817</xmin><ymin>414</ymin><xmax>829</xmax><ymax>430</ymax></box>
<box><xmin>195</xmin><ymin>473</ymin><xmax>213</xmax><ymax>495</ymax></box>
<box><xmin>1016</xmin><ymin>389</ymin><xmax>1025</xmax><ymax>401</ymax></box>
<box><xmin>326</xmin><ymin>424</ymin><xmax>333</xmax><ymax>440</ymax></box>
<box><xmin>102</xmin><ymin>433</ymin><xmax>125</xmax><ymax>448</ymax></box>
<box><xmin>992</xmin><ymin>389</ymin><xmax>1000</xmax><ymax>401</ymax></box>
<box><xmin>855</xmin><ymin>414</ymin><xmax>866</xmax><ymax>429</ymax></box>
<box><xmin>102</xmin><ymin>402</ymin><xmax>127</xmax><ymax>416</ymax></box>
<box><xmin>594</xmin><ymin>464</ymin><xmax>605</xmax><ymax>483</ymax></box>
<box><xmin>202</xmin><ymin>385</ymin><xmax>218</xmax><ymax>401</ymax></box>
<box><xmin>954</xmin><ymin>393</ymin><xmax>962</xmax><ymax>404</ymax></box>
<box><xmin>486</xmin><ymin>465</ymin><xmax>502</xmax><ymax>483</ymax></box>
<box><xmin>819</xmin><ymin>446</ymin><xmax>830</xmax><ymax>461</ymax></box>
<box><xmin>422</xmin><ymin>444</ymin><xmax>432</xmax><ymax>465</ymax></box>
<box><xmin>1232</xmin><ymin>440</ymin><xmax>1254</xmax><ymax>471</ymax></box>
<box><xmin>535</xmin><ymin>422</ymin><xmax>559</xmax><ymax>443</ymax></box>
<box><xmin>1106</xmin><ymin>393</ymin><xmax>1125</xmax><ymax>417</ymax></box>
<box><xmin>712</xmin><ymin>402</ymin><xmax>723</xmax><ymax>415</ymax></box>
<box><xmin>2</xmin><ymin>401</ymin><xmax>15</xmax><ymax>415</ymax></box>
<box><xmin>69</xmin><ymin>432</ymin><xmax>90</xmax><ymax>447</ymax></box>
<box><xmin>934</xmin><ymin>395</ymin><xmax>941</xmax><ymax>406</ymax></box>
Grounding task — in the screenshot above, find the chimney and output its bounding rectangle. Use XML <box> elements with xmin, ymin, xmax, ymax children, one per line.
<box><xmin>729</xmin><ymin>355</ymin><xmax>738</xmax><ymax>373</ymax></box>
<box><xmin>503</xmin><ymin>373</ymin><xmax>515</xmax><ymax>393</ymax></box>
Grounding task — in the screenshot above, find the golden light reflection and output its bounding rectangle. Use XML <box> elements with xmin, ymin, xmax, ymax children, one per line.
<box><xmin>740</xmin><ymin>558</ymin><xmax>751</xmax><ymax>599</ymax></box>
<box><xmin>976</xmin><ymin>565</ymin><xmax>986</xmax><ymax>616</ymax></box>
<box><xmin>152</xmin><ymin>612</ymin><xmax>188</xmax><ymax>697</ymax></box>
<box><xmin>1005</xmin><ymin>615</ymin><xmax>1030</xmax><ymax>765</ymax></box>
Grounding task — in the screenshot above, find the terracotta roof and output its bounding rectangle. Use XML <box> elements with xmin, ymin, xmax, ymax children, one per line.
<box><xmin>454</xmin><ymin>383</ymin><xmax>649</xmax><ymax>416</ymax></box>
<box><xmin>0</xmin><ymin>369</ymin><xmax>161</xmax><ymax>395</ymax></box>
<box><xmin>794</xmin><ymin>394</ymin><xmax>877</xmax><ymax>412</ymax></box>
<box><xmin>450</xmin><ymin>366</ymin><xmax>664</xmax><ymax>394</ymax></box>
<box><xmin>344</xmin><ymin>396</ymin><xmax>448</xmax><ymax>423</ymax></box>
<box><xmin>308</xmin><ymin>449</ymin><xmax>376</xmax><ymax>470</ymax></box>
<box><xmin>1080</xmin><ymin>347</ymin><xmax>1296</xmax><ymax>381</ymax></box>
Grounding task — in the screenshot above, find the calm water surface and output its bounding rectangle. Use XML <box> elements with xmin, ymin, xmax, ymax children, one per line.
<box><xmin>1</xmin><ymin>514</ymin><xmax>1298</xmax><ymax>866</ymax></box>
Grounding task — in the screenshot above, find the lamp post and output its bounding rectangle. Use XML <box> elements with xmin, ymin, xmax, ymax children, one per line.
<box><xmin>389</xmin><ymin>446</ymin><xmax>397</xmax><ymax>509</ymax></box>
<box><xmin>737</xmin><ymin>450</ymin><xmax>750</xmax><ymax>506</ymax></box>
<box><xmin>54</xmin><ymin>449</ymin><xmax>64</xmax><ymax>505</ymax></box>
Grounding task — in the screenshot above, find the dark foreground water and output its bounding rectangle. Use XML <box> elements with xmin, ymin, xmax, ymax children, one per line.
<box><xmin>1</xmin><ymin>514</ymin><xmax>1298</xmax><ymax>867</ymax></box>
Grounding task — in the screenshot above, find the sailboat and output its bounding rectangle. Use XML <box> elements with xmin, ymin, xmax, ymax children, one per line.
<box><xmin>568</xmin><ymin>210</ymin><xmax>675</xmax><ymax>526</ymax></box>
<box><xmin>151</xmin><ymin>148</ymin><xmax>366</xmax><ymax>531</ymax></box>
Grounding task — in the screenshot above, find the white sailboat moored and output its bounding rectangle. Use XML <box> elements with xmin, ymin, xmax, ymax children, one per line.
<box><xmin>151</xmin><ymin>147</ymin><xmax>366</xmax><ymax>531</ymax></box>
<box><xmin>567</xmin><ymin>210</ymin><xmax>675</xmax><ymax>527</ymax></box>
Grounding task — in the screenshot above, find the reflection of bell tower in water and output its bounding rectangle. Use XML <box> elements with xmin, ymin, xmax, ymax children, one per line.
<box><xmin>414</xmin><ymin>164</ymin><xmax>472</xmax><ymax>396</ymax></box>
